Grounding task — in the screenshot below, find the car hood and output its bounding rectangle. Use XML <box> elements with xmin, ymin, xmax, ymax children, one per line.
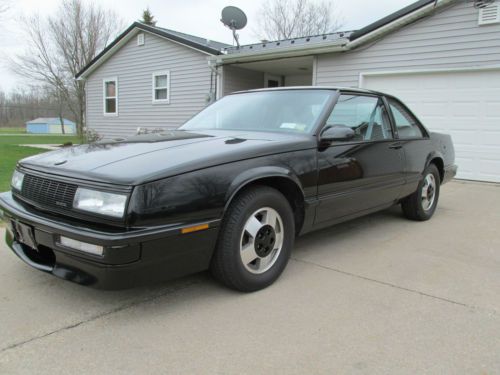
<box><xmin>19</xmin><ymin>130</ymin><xmax>315</xmax><ymax>185</ymax></box>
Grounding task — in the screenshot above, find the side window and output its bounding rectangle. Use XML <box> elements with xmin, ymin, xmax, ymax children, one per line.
<box><xmin>326</xmin><ymin>94</ymin><xmax>393</xmax><ymax>141</ymax></box>
<box><xmin>388</xmin><ymin>99</ymin><xmax>423</xmax><ymax>139</ymax></box>
<box><xmin>152</xmin><ymin>71</ymin><xmax>170</xmax><ymax>103</ymax></box>
<box><xmin>103</xmin><ymin>78</ymin><xmax>118</xmax><ymax>116</ymax></box>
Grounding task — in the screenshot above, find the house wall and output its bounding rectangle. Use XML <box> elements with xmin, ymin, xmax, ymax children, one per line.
<box><xmin>222</xmin><ymin>66</ymin><xmax>265</xmax><ymax>95</ymax></box>
<box><xmin>86</xmin><ymin>32</ymin><xmax>213</xmax><ymax>138</ymax></box>
<box><xmin>316</xmin><ymin>1</ymin><xmax>500</xmax><ymax>87</ymax></box>
<box><xmin>284</xmin><ymin>74</ymin><xmax>312</xmax><ymax>86</ymax></box>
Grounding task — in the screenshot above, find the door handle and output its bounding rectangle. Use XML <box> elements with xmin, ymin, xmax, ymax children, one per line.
<box><xmin>389</xmin><ymin>143</ymin><xmax>402</xmax><ymax>150</ymax></box>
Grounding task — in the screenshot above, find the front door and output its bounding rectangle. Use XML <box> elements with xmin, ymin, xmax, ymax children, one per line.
<box><xmin>315</xmin><ymin>93</ymin><xmax>405</xmax><ymax>224</ymax></box>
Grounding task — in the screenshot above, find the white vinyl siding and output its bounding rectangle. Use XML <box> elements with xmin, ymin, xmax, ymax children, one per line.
<box><xmin>222</xmin><ymin>65</ymin><xmax>264</xmax><ymax>95</ymax></box>
<box><xmin>152</xmin><ymin>71</ymin><xmax>170</xmax><ymax>103</ymax></box>
<box><xmin>86</xmin><ymin>32</ymin><xmax>212</xmax><ymax>138</ymax></box>
<box><xmin>316</xmin><ymin>2</ymin><xmax>500</xmax><ymax>87</ymax></box>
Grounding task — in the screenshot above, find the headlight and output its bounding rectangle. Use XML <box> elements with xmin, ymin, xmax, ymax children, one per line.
<box><xmin>11</xmin><ymin>170</ymin><xmax>25</xmax><ymax>191</ymax></box>
<box><xmin>73</xmin><ymin>188</ymin><xmax>128</xmax><ymax>218</ymax></box>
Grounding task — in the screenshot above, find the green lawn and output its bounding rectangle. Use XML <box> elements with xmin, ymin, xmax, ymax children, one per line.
<box><xmin>0</xmin><ymin>134</ymin><xmax>83</xmax><ymax>192</ymax></box>
<box><xmin>0</xmin><ymin>127</ymin><xmax>26</xmax><ymax>134</ymax></box>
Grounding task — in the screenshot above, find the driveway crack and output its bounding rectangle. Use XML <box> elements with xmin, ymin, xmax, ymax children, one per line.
<box><xmin>291</xmin><ymin>257</ymin><xmax>497</xmax><ymax>315</ymax></box>
<box><xmin>0</xmin><ymin>278</ymin><xmax>201</xmax><ymax>354</ymax></box>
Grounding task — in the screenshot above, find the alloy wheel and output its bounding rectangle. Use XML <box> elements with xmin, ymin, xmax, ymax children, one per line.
<box><xmin>239</xmin><ymin>207</ymin><xmax>284</xmax><ymax>274</ymax></box>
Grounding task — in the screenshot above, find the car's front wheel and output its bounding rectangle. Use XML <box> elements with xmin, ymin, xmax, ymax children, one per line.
<box><xmin>211</xmin><ymin>185</ymin><xmax>295</xmax><ymax>292</ymax></box>
<box><xmin>401</xmin><ymin>164</ymin><xmax>440</xmax><ymax>221</ymax></box>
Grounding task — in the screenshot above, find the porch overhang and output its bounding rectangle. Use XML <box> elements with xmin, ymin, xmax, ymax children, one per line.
<box><xmin>212</xmin><ymin>42</ymin><xmax>346</xmax><ymax>66</ymax></box>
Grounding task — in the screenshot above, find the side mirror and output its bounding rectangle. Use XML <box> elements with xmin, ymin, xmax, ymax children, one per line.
<box><xmin>320</xmin><ymin>125</ymin><xmax>355</xmax><ymax>143</ymax></box>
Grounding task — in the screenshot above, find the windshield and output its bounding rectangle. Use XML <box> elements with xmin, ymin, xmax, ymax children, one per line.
<box><xmin>180</xmin><ymin>89</ymin><xmax>333</xmax><ymax>134</ymax></box>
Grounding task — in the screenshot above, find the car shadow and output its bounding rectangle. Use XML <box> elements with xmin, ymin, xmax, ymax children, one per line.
<box><xmin>294</xmin><ymin>204</ymin><xmax>405</xmax><ymax>256</ymax></box>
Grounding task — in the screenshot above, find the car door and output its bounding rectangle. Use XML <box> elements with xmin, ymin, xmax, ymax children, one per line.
<box><xmin>386</xmin><ymin>97</ymin><xmax>431</xmax><ymax>198</ymax></box>
<box><xmin>314</xmin><ymin>93</ymin><xmax>405</xmax><ymax>224</ymax></box>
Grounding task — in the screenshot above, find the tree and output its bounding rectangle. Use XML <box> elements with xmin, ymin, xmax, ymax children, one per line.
<box><xmin>0</xmin><ymin>86</ymin><xmax>74</xmax><ymax>128</ymax></box>
<box><xmin>141</xmin><ymin>7</ymin><xmax>156</xmax><ymax>26</ymax></box>
<box><xmin>10</xmin><ymin>0</ymin><xmax>123</xmax><ymax>135</ymax></box>
<box><xmin>50</xmin><ymin>88</ymin><xmax>67</xmax><ymax>134</ymax></box>
<box><xmin>255</xmin><ymin>0</ymin><xmax>342</xmax><ymax>41</ymax></box>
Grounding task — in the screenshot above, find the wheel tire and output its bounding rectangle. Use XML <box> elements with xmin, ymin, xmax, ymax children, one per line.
<box><xmin>401</xmin><ymin>164</ymin><xmax>440</xmax><ymax>221</ymax></box>
<box><xmin>211</xmin><ymin>185</ymin><xmax>295</xmax><ymax>292</ymax></box>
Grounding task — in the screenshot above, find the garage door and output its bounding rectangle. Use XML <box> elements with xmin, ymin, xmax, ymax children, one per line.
<box><xmin>362</xmin><ymin>69</ymin><xmax>500</xmax><ymax>183</ymax></box>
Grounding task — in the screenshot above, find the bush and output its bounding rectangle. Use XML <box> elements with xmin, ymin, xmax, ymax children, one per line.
<box><xmin>85</xmin><ymin>128</ymin><xmax>102</xmax><ymax>143</ymax></box>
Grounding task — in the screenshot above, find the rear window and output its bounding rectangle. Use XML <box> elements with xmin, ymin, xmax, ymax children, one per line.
<box><xmin>388</xmin><ymin>99</ymin><xmax>424</xmax><ymax>139</ymax></box>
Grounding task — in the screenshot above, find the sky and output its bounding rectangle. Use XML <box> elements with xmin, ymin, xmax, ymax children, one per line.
<box><xmin>0</xmin><ymin>0</ymin><xmax>415</xmax><ymax>93</ymax></box>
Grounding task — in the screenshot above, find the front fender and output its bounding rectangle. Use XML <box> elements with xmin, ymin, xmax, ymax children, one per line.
<box><xmin>224</xmin><ymin>166</ymin><xmax>305</xmax><ymax>211</ymax></box>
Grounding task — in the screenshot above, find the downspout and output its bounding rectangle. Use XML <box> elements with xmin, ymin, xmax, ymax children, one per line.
<box><xmin>207</xmin><ymin>59</ymin><xmax>219</xmax><ymax>103</ymax></box>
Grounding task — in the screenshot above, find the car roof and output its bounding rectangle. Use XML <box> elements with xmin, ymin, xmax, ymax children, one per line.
<box><xmin>232</xmin><ymin>86</ymin><xmax>388</xmax><ymax>96</ymax></box>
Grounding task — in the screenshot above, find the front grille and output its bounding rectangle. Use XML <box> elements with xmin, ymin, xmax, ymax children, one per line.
<box><xmin>21</xmin><ymin>174</ymin><xmax>78</xmax><ymax>210</ymax></box>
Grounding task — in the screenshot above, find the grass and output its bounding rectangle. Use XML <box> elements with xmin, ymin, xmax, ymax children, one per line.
<box><xmin>0</xmin><ymin>134</ymin><xmax>83</xmax><ymax>192</ymax></box>
<box><xmin>0</xmin><ymin>134</ymin><xmax>82</xmax><ymax>145</ymax></box>
<box><xmin>0</xmin><ymin>127</ymin><xmax>26</xmax><ymax>134</ymax></box>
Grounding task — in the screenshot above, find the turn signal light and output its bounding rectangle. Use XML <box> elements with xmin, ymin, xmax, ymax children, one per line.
<box><xmin>59</xmin><ymin>236</ymin><xmax>104</xmax><ymax>256</ymax></box>
<box><xmin>181</xmin><ymin>224</ymin><xmax>209</xmax><ymax>234</ymax></box>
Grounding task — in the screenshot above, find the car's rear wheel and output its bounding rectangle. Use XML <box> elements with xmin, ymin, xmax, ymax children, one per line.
<box><xmin>401</xmin><ymin>164</ymin><xmax>440</xmax><ymax>221</ymax></box>
<box><xmin>211</xmin><ymin>186</ymin><xmax>295</xmax><ymax>292</ymax></box>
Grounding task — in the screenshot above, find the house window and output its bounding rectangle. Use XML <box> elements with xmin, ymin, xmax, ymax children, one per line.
<box><xmin>103</xmin><ymin>78</ymin><xmax>118</xmax><ymax>115</ymax></box>
<box><xmin>152</xmin><ymin>71</ymin><xmax>170</xmax><ymax>103</ymax></box>
<box><xmin>137</xmin><ymin>33</ymin><xmax>145</xmax><ymax>46</ymax></box>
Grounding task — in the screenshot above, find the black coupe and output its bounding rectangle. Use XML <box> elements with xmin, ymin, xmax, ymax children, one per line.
<box><xmin>0</xmin><ymin>88</ymin><xmax>457</xmax><ymax>291</ymax></box>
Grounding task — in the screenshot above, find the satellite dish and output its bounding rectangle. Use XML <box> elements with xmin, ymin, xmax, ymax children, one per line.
<box><xmin>221</xmin><ymin>6</ymin><xmax>247</xmax><ymax>30</ymax></box>
<box><xmin>221</xmin><ymin>6</ymin><xmax>247</xmax><ymax>48</ymax></box>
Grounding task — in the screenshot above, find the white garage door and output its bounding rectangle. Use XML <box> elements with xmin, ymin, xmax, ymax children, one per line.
<box><xmin>362</xmin><ymin>69</ymin><xmax>500</xmax><ymax>183</ymax></box>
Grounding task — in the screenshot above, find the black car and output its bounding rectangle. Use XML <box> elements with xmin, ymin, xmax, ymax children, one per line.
<box><xmin>0</xmin><ymin>88</ymin><xmax>456</xmax><ymax>291</ymax></box>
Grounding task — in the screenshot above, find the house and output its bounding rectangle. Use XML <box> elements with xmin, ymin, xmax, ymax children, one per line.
<box><xmin>76</xmin><ymin>23</ymin><xmax>230</xmax><ymax>138</ymax></box>
<box><xmin>76</xmin><ymin>0</ymin><xmax>500</xmax><ymax>183</ymax></box>
<box><xmin>25</xmin><ymin>118</ymin><xmax>76</xmax><ymax>134</ymax></box>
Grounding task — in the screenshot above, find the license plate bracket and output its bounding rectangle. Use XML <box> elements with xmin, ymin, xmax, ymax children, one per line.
<box><xmin>12</xmin><ymin>221</ymin><xmax>38</xmax><ymax>250</ymax></box>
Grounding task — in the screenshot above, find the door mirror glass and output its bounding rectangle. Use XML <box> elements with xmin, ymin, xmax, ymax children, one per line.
<box><xmin>320</xmin><ymin>125</ymin><xmax>355</xmax><ymax>142</ymax></box>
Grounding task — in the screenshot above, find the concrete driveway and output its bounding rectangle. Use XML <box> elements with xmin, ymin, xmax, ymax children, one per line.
<box><xmin>0</xmin><ymin>180</ymin><xmax>499</xmax><ymax>374</ymax></box>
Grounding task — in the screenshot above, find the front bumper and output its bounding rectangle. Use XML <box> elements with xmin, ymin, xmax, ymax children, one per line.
<box><xmin>0</xmin><ymin>192</ymin><xmax>219</xmax><ymax>289</ymax></box>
